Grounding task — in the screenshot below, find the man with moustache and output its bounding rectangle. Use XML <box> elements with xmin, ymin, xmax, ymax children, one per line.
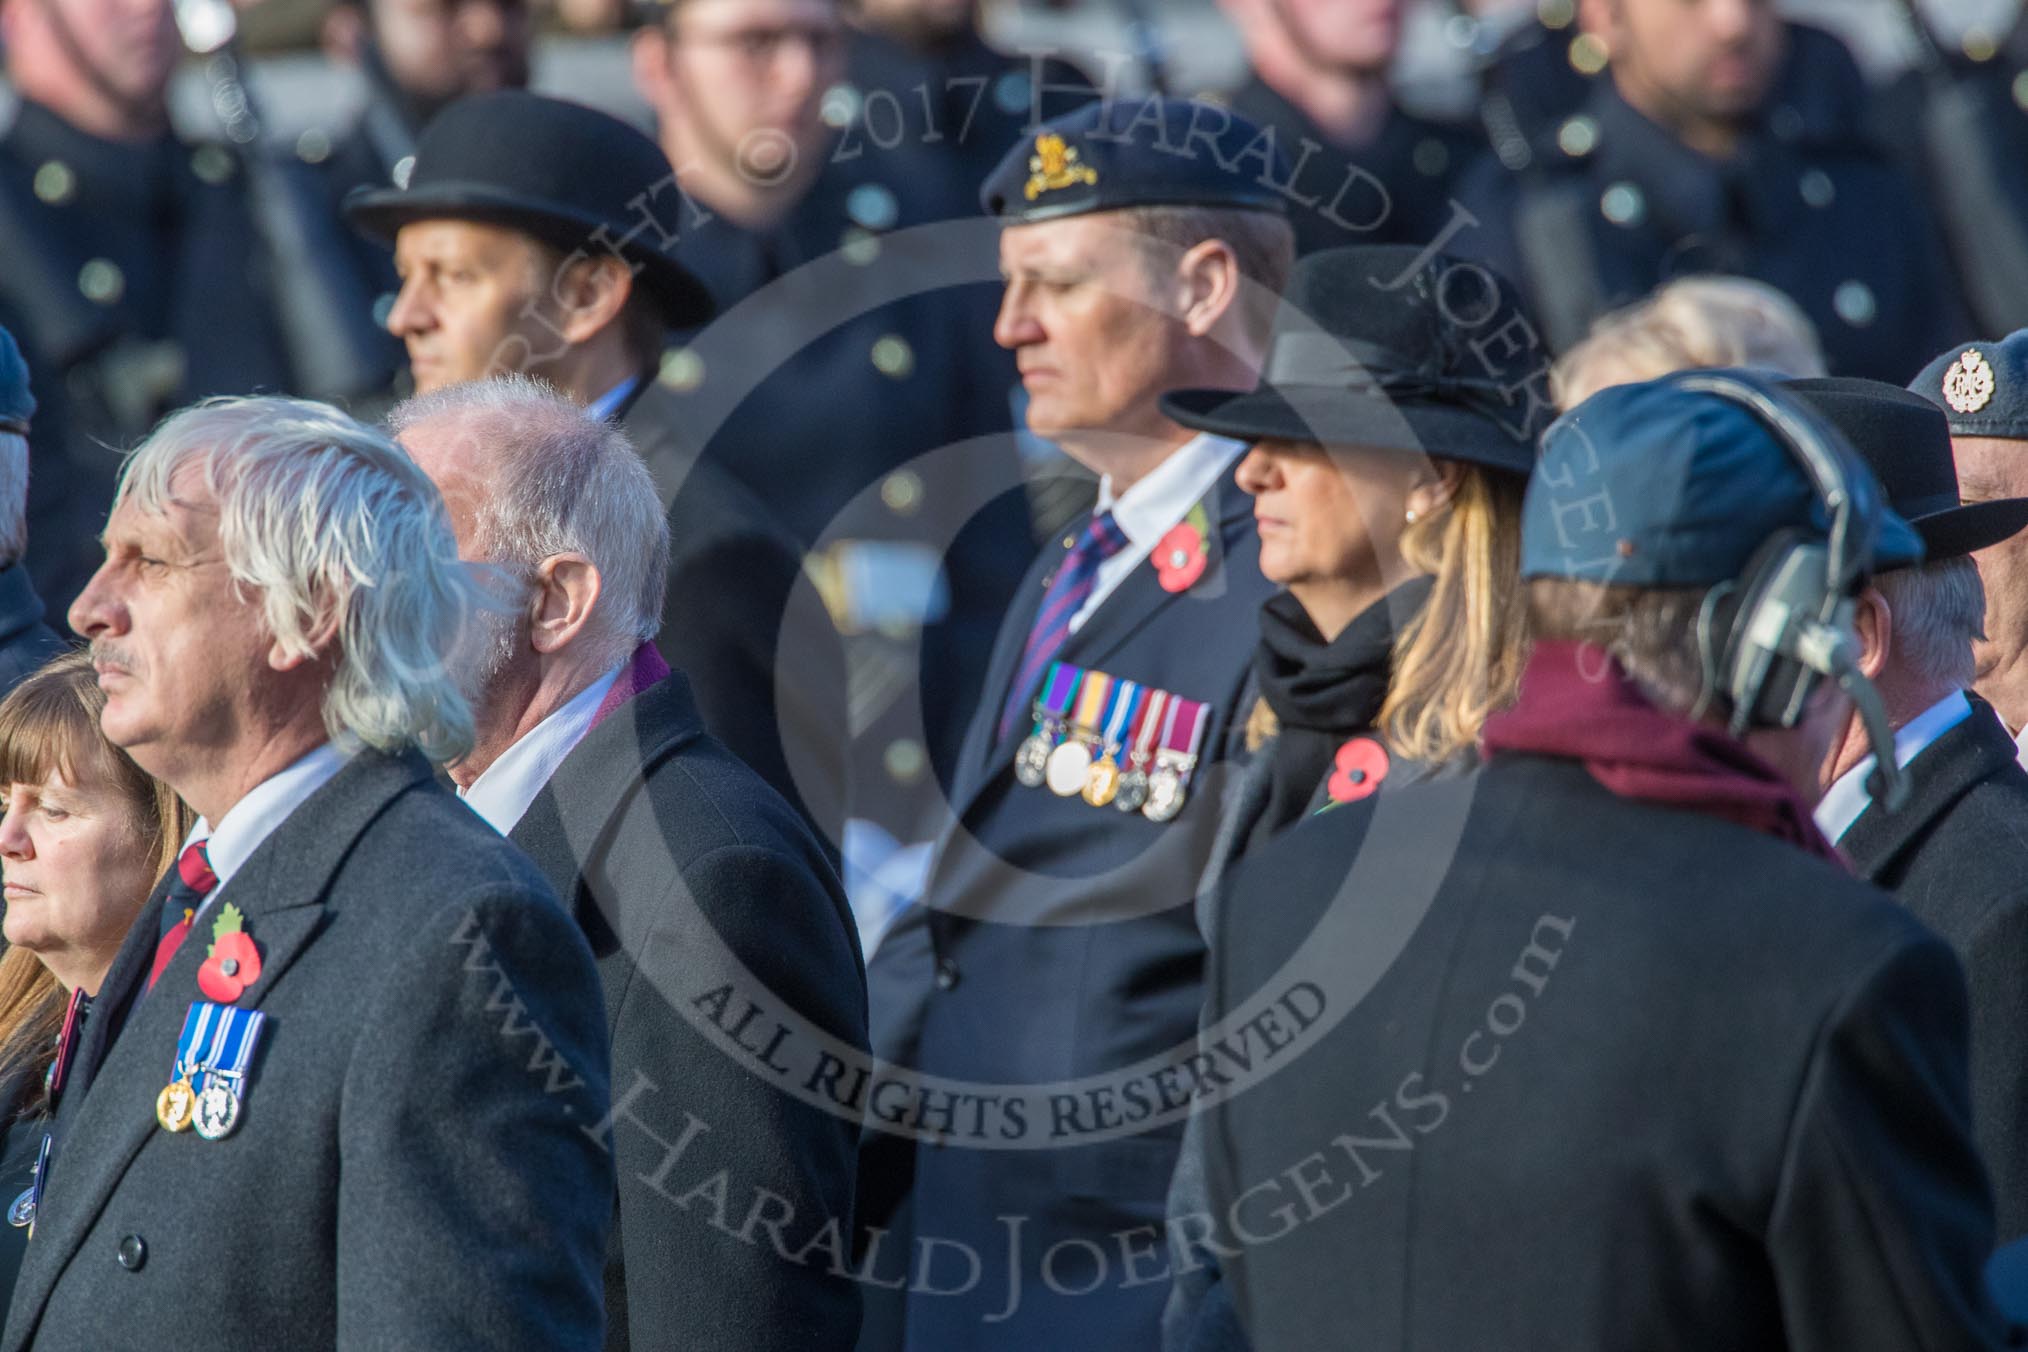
<box><xmin>347</xmin><ymin>90</ymin><xmax>845</xmax><ymax>844</ymax></box>
<box><xmin>393</xmin><ymin>377</ymin><xmax>867</xmax><ymax>1352</ymax></box>
<box><xmin>5</xmin><ymin>395</ymin><xmax>612</xmax><ymax>1350</ymax></box>
<box><xmin>858</xmin><ymin>98</ymin><xmax>1293</xmax><ymax>1351</ymax></box>
<box><xmin>1456</xmin><ymin>0</ymin><xmax>1963</xmax><ymax>382</ymax></box>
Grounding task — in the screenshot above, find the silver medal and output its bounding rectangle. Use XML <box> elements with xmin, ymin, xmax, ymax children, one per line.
<box><xmin>1045</xmin><ymin>739</ymin><xmax>1093</xmax><ymax>797</ymax></box>
<box><xmin>7</xmin><ymin>1187</ymin><xmax>33</xmax><ymax>1228</ymax></box>
<box><xmin>192</xmin><ymin>1076</ymin><xmax>243</xmax><ymax>1140</ymax></box>
<box><xmin>1142</xmin><ymin>763</ymin><xmax>1187</xmax><ymax>822</ymax></box>
<box><xmin>1014</xmin><ymin>733</ymin><xmax>1051</xmax><ymax>788</ymax></box>
<box><xmin>1113</xmin><ymin>766</ymin><xmax>1150</xmax><ymax>813</ymax></box>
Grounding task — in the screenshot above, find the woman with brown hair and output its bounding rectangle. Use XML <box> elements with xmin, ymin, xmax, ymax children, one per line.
<box><xmin>0</xmin><ymin>650</ymin><xmax>189</xmax><ymax>1301</ymax></box>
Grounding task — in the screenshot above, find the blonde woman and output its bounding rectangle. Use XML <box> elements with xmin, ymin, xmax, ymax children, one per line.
<box><xmin>1552</xmin><ymin>274</ymin><xmax>1827</xmax><ymax>410</ymax></box>
<box><xmin>0</xmin><ymin>650</ymin><xmax>190</xmax><ymax>1304</ymax></box>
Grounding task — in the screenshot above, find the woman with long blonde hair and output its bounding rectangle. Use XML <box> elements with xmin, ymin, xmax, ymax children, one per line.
<box><xmin>0</xmin><ymin>650</ymin><xmax>189</xmax><ymax>1302</ymax></box>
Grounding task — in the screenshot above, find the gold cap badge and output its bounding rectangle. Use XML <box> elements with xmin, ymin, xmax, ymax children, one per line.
<box><xmin>1944</xmin><ymin>348</ymin><xmax>1996</xmax><ymax>414</ymax></box>
<box><xmin>1024</xmin><ymin>133</ymin><xmax>1098</xmax><ymax>202</ymax></box>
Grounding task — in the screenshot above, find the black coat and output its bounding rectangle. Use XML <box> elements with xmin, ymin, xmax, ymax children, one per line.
<box><xmin>0</xmin><ymin>564</ymin><xmax>61</xmax><ymax>698</ymax></box>
<box><xmin>509</xmin><ymin>670</ymin><xmax>869</xmax><ymax>1352</ymax></box>
<box><xmin>1840</xmin><ymin>698</ymin><xmax>2028</xmax><ymax>1243</ymax></box>
<box><xmin>622</xmin><ymin>380</ymin><xmax>848</xmax><ymax>850</ymax></box>
<box><xmin>1200</xmin><ymin>753</ymin><xmax>2015</xmax><ymax>1349</ymax></box>
<box><xmin>4</xmin><ymin>749</ymin><xmax>614</xmax><ymax>1351</ymax></box>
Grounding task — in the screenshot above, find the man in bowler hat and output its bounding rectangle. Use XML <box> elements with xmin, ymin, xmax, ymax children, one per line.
<box><xmin>7</xmin><ymin>396</ymin><xmax>612</xmax><ymax>1350</ymax></box>
<box><xmin>0</xmin><ymin>327</ymin><xmax>61</xmax><ymax>696</ymax></box>
<box><xmin>1201</xmin><ymin>371</ymin><xmax>2015</xmax><ymax>1347</ymax></box>
<box><xmin>1788</xmin><ymin>376</ymin><xmax>2028</xmax><ymax>1242</ymax></box>
<box><xmin>346</xmin><ymin>89</ymin><xmax>846</xmax><ymax>846</ymax></box>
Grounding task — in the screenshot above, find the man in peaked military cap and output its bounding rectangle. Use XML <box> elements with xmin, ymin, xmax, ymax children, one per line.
<box><xmin>857</xmin><ymin>96</ymin><xmax>1294</xmax><ymax>1352</ymax></box>
<box><xmin>1202</xmin><ymin>371</ymin><xmax>2017</xmax><ymax>1348</ymax></box>
<box><xmin>1786</xmin><ymin>377</ymin><xmax>2028</xmax><ymax>1242</ymax></box>
<box><xmin>347</xmin><ymin>89</ymin><xmax>847</xmax><ymax>845</ymax></box>
<box><xmin>0</xmin><ymin>327</ymin><xmax>61</xmax><ymax>697</ymax></box>
<box><xmin>1454</xmin><ymin>0</ymin><xmax>1964</xmax><ymax>384</ymax></box>
<box><xmin>1912</xmin><ymin>333</ymin><xmax>2028</xmax><ymax>763</ymax></box>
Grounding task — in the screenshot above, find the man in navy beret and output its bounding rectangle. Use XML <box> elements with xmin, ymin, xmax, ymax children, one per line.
<box><xmin>0</xmin><ymin>326</ymin><xmax>62</xmax><ymax>697</ymax></box>
<box><xmin>1913</xmin><ymin>334</ymin><xmax>2028</xmax><ymax>764</ymax></box>
<box><xmin>1200</xmin><ymin>370</ymin><xmax>2016</xmax><ymax>1347</ymax></box>
<box><xmin>859</xmin><ymin>96</ymin><xmax>1293</xmax><ymax>1351</ymax></box>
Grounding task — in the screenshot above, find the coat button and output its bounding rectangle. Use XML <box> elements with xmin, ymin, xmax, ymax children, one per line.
<box><xmin>116</xmin><ymin>1234</ymin><xmax>146</xmax><ymax>1271</ymax></box>
<box><xmin>934</xmin><ymin>958</ymin><xmax>960</xmax><ymax>991</ymax></box>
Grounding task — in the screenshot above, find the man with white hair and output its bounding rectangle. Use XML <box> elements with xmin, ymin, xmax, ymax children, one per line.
<box><xmin>392</xmin><ymin>377</ymin><xmax>868</xmax><ymax>1352</ymax></box>
<box><xmin>5</xmin><ymin>396</ymin><xmax>614</xmax><ymax>1351</ymax></box>
<box><xmin>0</xmin><ymin>326</ymin><xmax>60</xmax><ymax>696</ymax></box>
<box><xmin>1790</xmin><ymin>378</ymin><xmax>2028</xmax><ymax>1242</ymax></box>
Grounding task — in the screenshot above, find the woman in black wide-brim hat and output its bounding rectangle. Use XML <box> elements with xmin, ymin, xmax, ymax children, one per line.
<box><xmin>1163</xmin><ymin>243</ymin><xmax>1547</xmax><ymax>873</ymax></box>
<box><xmin>1159</xmin><ymin>243</ymin><xmax>1549</xmax><ymax>1350</ymax></box>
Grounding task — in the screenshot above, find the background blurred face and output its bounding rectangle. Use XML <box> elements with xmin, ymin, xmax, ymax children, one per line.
<box><xmin>368</xmin><ymin>0</ymin><xmax>531</xmax><ymax>105</ymax></box>
<box><xmin>853</xmin><ymin>0</ymin><xmax>973</xmax><ymax>45</ymax></box>
<box><xmin>1592</xmin><ymin>0</ymin><xmax>1783</xmax><ymax>126</ymax></box>
<box><xmin>1271</xmin><ymin>0</ymin><xmax>1403</xmax><ymax>74</ymax></box>
<box><xmin>0</xmin><ymin>764</ymin><xmax>155</xmax><ymax>987</ymax></box>
<box><xmin>995</xmin><ymin>217</ymin><xmax>1190</xmax><ymax>446</ymax></box>
<box><xmin>1235</xmin><ymin>437</ymin><xmax>1419</xmax><ymax>596</ymax></box>
<box><xmin>0</xmin><ymin>0</ymin><xmax>181</xmax><ymax>109</ymax></box>
<box><xmin>651</xmin><ymin>0</ymin><xmax>843</xmax><ymax>185</ymax></box>
<box><xmin>67</xmin><ymin>470</ymin><xmax>276</xmax><ymax>785</ymax></box>
<box><xmin>388</xmin><ymin>220</ymin><xmax>557</xmax><ymax>391</ymax></box>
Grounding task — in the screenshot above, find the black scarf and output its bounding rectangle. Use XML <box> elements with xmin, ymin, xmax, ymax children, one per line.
<box><xmin>1245</xmin><ymin>575</ymin><xmax>1434</xmax><ymax>851</ymax></box>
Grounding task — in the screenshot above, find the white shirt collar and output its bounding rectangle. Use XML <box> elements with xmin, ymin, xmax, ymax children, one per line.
<box><xmin>1815</xmin><ymin>689</ymin><xmax>1973</xmax><ymax>843</ymax></box>
<box><xmin>1096</xmin><ymin>433</ymin><xmax>1242</xmax><ymax>548</ymax></box>
<box><xmin>459</xmin><ymin>663</ymin><xmax>625</xmax><ymax>835</ymax></box>
<box><xmin>185</xmin><ymin>742</ymin><xmax>349</xmax><ymax>908</ymax></box>
<box><xmin>585</xmin><ymin>375</ymin><xmax>643</xmax><ymax>424</ymax></box>
<box><xmin>2015</xmin><ymin>719</ymin><xmax>2028</xmax><ymax>773</ymax></box>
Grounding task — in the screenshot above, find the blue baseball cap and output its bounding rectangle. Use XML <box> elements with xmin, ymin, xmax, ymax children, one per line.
<box><xmin>0</xmin><ymin>325</ymin><xmax>31</xmax><ymax>436</ymax></box>
<box><xmin>980</xmin><ymin>96</ymin><xmax>1290</xmax><ymax>224</ymax></box>
<box><xmin>1522</xmin><ymin>369</ymin><xmax>1924</xmax><ymax>586</ymax></box>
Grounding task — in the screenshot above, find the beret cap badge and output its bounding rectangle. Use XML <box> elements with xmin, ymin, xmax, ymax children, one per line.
<box><xmin>1944</xmin><ymin>348</ymin><xmax>1996</xmax><ymax>414</ymax></box>
<box><xmin>1024</xmin><ymin>133</ymin><xmax>1098</xmax><ymax>202</ymax></box>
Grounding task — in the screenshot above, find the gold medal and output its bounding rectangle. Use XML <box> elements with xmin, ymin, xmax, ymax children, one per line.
<box><xmin>1082</xmin><ymin>755</ymin><xmax>1121</xmax><ymax>807</ymax></box>
<box><xmin>156</xmin><ymin>1078</ymin><xmax>197</xmax><ymax>1132</ymax></box>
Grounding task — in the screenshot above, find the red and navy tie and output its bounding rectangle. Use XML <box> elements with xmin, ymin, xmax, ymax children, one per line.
<box><xmin>146</xmin><ymin>841</ymin><xmax>215</xmax><ymax>992</ymax></box>
<box><xmin>996</xmin><ymin>510</ymin><xmax>1129</xmax><ymax>743</ymax></box>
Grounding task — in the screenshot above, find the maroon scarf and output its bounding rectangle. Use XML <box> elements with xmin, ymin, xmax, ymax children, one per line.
<box><xmin>1481</xmin><ymin>640</ymin><xmax>1840</xmax><ymax>862</ymax></box>
<box><xmin>589</xmin><ymin>642</ymin><xmax>671</xmax><ymax>731</ymax></box>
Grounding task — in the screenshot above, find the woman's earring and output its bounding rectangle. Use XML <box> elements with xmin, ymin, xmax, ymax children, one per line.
<box><xmin>1404</xmin><ymin>508</ymin><xmax>1419</xmax><ymax>526</ymax></box>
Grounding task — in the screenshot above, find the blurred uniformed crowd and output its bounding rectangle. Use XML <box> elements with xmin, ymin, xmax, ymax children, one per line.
<box><xmin>9</xmin><ymin>0</ymin><xmax>2028</xmax><ymax>1347</ymax></box>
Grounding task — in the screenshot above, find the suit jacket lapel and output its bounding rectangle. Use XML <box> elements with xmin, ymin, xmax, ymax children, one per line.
<box><xmin>1841</xmin><ymin>698</ymin><xmax>2015</xmax><ymax>881</ymax></box>
<box><xmin>959</xmin><ymin>464</ymin><xmax>1253</xmax><ymax>815</ymax></box>
<box><xmin>14</xmin><ymin>751</ymin><xmax>435</xmax><ymax>1334</ymax></box>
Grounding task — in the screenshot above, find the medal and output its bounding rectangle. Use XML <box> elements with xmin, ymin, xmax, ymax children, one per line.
<box><xmin>156</xmin><ymin>1079</ymin><xmax>198</xmax><ymax>1132</ymax></box>
<box><xmin>7</xmin><ymin>1186</ymin><xmax>32</xmax><ymax>1229</ymax></box>
<box><xmin>1082</xmin><ymin>679</ymin><xmax>1145</xmax><ymax>807</ymax></box>
<box><xmin>193</xmin><ymin>1075</ymin><xmax>243</xmax><ymax>1140</ymax></box>
<box><xmin>160</xmin><ymin>1000</ymin><xmax>265</xmax><ymax>1140</ymax></box>
<box><xmin>1142</xmin><ymin>698</ymin><xmax>1209</xmax><ymax>823</ymax></box>
<box><xmin>1113</xmin><ymin>690</ymin><xmax>1166</xmax><ymax>814</ymax></box>
<box><xmin>1047</xmin><ymin>671</ymin><xmax>1111</xmax><ymax>797</ymax></box>
<box><xmin>158</xmin><ymin>1000</ymin><xmax>221</xmax><ymax>1132</ymax></box>
<box><xmin>1014</xmin><ymin>662</ymin><xmax>1082</xmax><ymax>788</ymax></box>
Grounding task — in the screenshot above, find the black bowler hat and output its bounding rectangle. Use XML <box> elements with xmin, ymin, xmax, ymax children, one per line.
<box><xmin>344</xmin><ymin>91</ymin><xmax>714</xmax><ymax>327</ymax></box>
<box><xmin>1785</xmin><ymin>376</ymin><xmax>2028</xmax><ymax>559</ymax></box>
<box><xmin>979</xmin><ymin>96</ymin><xmax>1290</xmax><ymax>223</ymax></box>
<box><xmin>1159</xmin><ymin>245</ymin><xmax>1547</xmax><ymax>475</ymax></box>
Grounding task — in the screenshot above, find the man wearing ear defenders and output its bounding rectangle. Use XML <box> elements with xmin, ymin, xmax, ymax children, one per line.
<box><xmin>1196</xmin><ymin>370</ymin><xmax>2019</xmax><ymax>1348</ymax></box>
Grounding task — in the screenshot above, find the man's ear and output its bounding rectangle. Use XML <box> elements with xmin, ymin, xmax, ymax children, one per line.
<box><xmin>528</xmin><ymin>552</ymin><xmax>602</xmax><ymax>656</ymax></box>
<box><xmin>1852</xmin><ymin>584</ymin><xmax>1892</xmax><ymax>682</ymax></box>
<box><xmin>269</xmin><ymin>607</ymin><xmax>344</xmax><ymax>673</ymax></box>
<box><xmin>1175</xmin><ymin>238</ymin><xmax>1241</xmax><ymax>339</ymax></box>
<box><xmin>631</xmin><ymin>23</ymin><xmax>675</xmax><ymax>108</ymax></box>
<box><xmin>548</xmin><ymin>255</ymin><xmax>635</xmax><ymax>348</ymax></box>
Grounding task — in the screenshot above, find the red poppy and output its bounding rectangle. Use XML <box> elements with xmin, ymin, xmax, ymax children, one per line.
<box><xmin>1325</xmin><ymin>737</ymin><xmax>1390</xmax><ymax>804</ymax></box>
<box><xmin>199</xmin><ymin>931</ymin><xmax>263</xmax><ymax>1004</ymax></box>
<box><xmin>1154</xmin><ymin>522</ymin><xmax>1207</xmax><ymax>593</ymax></box>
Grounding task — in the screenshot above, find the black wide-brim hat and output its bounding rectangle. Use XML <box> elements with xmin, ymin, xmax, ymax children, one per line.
<box><xmin>1785</xmin><ymin>376</ymin><xmax>2028</xmax><ymax>559</ymax></box>
<box><xmin>345</xmin><ymin>91</ymin><xmax>715</xmax><ymax>329</ymax></box>
<box><xmin>1160</xmin><ymin>245</ymin><xmax>1545</xmax><ymax>477</ymax></box>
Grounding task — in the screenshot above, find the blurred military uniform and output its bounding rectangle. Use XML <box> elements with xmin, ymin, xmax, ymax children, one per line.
<box><xmin>1214</xmin><ymin>74</ymin><xmax>1479</xmax><ymax>257</ymax></box>
<box><xmin>0</xmin><ymin>94</ymin><xmax>295</xmax><ymax>614</ymax></box>
<box><xmin>0</xmin><ymin>326</ymin><xmax>60</xmax><ymax>697</ymax></box>
<box><xmin>651</xmin><ymin>124</ymin><xmax>1038</xmax><ymax>843</ymax></box>
<box><xmin>1455</xmin><ymin>51</ymin><xmax>1966</xmax><ymax>383</ymax></box>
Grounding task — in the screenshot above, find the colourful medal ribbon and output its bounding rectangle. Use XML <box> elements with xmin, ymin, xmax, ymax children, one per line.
<box><xmin>1127</xmin><ymin>689</ymin><xmax>1168</xmax><ymax>767</ymax></box>
<box><xmin>1152</xmin><ymin>690</ymin><xmax>1184</xmax><ymax>758</ymax></box>
<box><xmin>1069</xmin><ymin>669</ymin><xmax>1112</xmax><ymax>736</ymax></box>
<box><xmin>174</xmin><ymin>1000</ymin><xmax>221</xmax><ymax>1092</ymax></box>
<box><xmin>1031</xmin><ymin>661</ymin><xmax>1082</xmax><ymax>730</ymax></box>
<box><xmin>1098</xmin><ymin>679</ymin><xmax>1144</xmax><ymax>757</ymax></box>
<box><xmin>1167</xmin><ymin>698</ymin><xmax>1210</xmax><ymax>768</ymax></box>
<box><xmin>207</xmin><ymin>1006</ymin><xmax>267</xmax><ymax>1091</ymax></box>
